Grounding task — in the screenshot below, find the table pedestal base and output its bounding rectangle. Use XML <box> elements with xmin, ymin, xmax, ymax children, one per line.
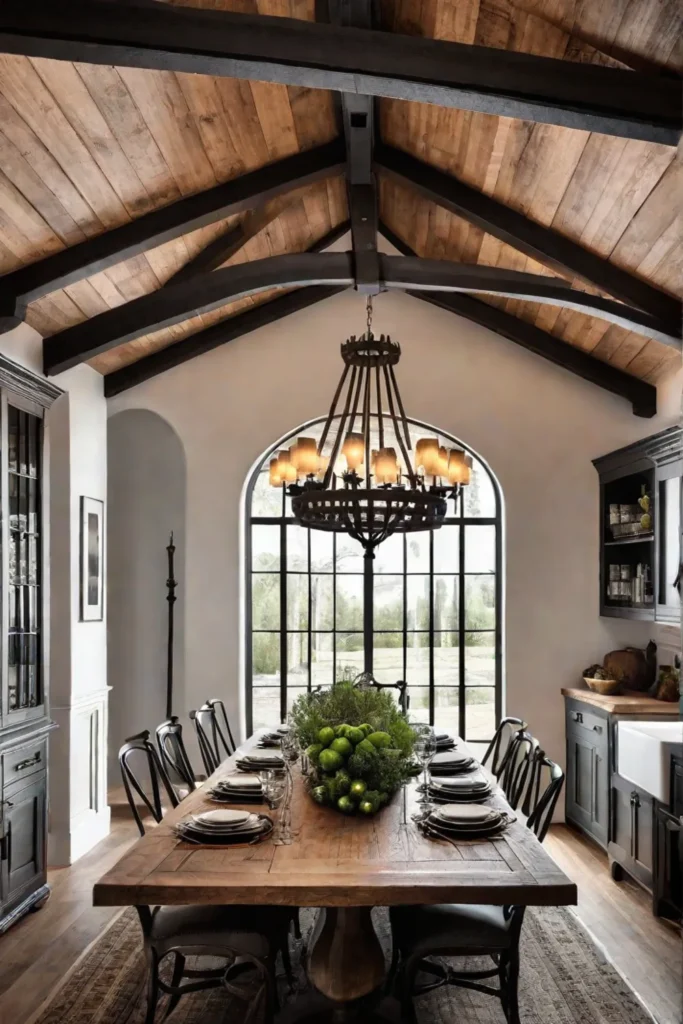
<box><xmin>307</xmin><ymin>907</ymin><xmax>385</xmax><ymax>1002</ymax></box>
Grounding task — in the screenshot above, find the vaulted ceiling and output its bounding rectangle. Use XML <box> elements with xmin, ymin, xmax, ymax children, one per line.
<box><xmin>0</xmin><ymin>0</ymin><xmax>680</xmax><ymax>414</ymax></box>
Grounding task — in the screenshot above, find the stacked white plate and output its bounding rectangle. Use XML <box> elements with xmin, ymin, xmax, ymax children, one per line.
<box><xmin>175</xmin><ymin>808</ymin><xmax>273</xmax><ymax>845</ymax></box>
<box><xmin>429</xmin><ymin>750</ymin><xmax>477</xmax><ymax>775</ymax></box>
<box><xmin>236</xmin><ymin>750</ymin><xmax>285</xmax><ymax>772</ymax></box>
<box><xmin>429</xmin><ymin>773</ymin><xmax>493</xmax><ymax>803</ymax></box>
<box><xmin>209</xmin><ymin>773</ymin><xmax>263</xmax><ymax>802</ymax></box>
<box><xmin>426</xmin><ymin>803</ymin><xmax>506</xmax><ymax>839</ymax></box>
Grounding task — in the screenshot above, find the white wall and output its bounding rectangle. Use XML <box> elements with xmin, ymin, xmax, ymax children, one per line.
<box><xmin>107</xmin><ymin>409</ymin><xmax>186</xmax><ymax>776</ymax></box>
<box><xmin>108</xmin><ymin>289</ymin><xmax>682</xmax><ymax>795</ymax></box>
<box><xmin>0</xmin><ymin>323</ymin><xmax>109</xmax><ymax>864</ymax></box>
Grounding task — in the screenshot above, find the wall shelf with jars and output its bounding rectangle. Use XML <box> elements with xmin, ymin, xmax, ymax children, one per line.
<box><xmin>593</xmin><ymin>426</ymin><xmax>682</xmax><ymax>623</ymax></box>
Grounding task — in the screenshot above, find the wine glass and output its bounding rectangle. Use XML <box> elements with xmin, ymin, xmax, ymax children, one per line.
<box><xmin>412</xmin><ymin>723</ymin><xmax>436</xmax><ymax>820</ymax></box>
<box><xmin>258</xmin><ymin>771</ymin><xmax>285</xmax><ymax>838</ymax></box>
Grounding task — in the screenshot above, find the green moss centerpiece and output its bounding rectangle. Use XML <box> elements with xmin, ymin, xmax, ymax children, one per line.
<box><xmin>289</xmin><ymin>682</ymin><xmax>417</xmax><ymax>816</ymax></box>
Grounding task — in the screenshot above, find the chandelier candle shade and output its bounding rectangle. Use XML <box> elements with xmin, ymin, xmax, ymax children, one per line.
<box><xmin>269</xmin><ymin>299</ymin><xmax>471</xmax><ymax>552</ymax></box>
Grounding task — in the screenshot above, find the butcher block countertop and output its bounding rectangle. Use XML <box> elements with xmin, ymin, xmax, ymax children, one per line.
<box><xmin>562</xmin><ymin>688</ymin><xmax>680</xmax><ymax>715</ymax></box>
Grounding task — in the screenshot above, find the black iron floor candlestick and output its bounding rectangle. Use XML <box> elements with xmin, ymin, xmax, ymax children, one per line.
<box><xmin>166</xmin><ymin>532</ymin><xmax>177</xmax><ymax>719</ymax></box>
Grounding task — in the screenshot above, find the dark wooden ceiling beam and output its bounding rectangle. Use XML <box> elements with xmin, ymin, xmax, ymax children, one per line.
<box><xmin>104</xmin><ymin>286</ymin><xmax>345</xmax><ymax>397</ymax></box>
<box><xmin>0</xmin><ymin>138</ymin><xmax>345</xmax><ymax>323</ymax></box>
<box><xmin>44</xmin><ymin>249</ymin><xmax>675</xmax><ymax>376</ymax></box>
<box><xmin>376</xmin><ymin>143</ymin><xmax>682</xmax><ymax>334</ymax></box>
<box><xmin>1</xmin><ymin>1</ymin><xmax>679</xmax><ymax>145</ymax></box>
<box><xmin>379</xmin><ymin>222</ymin><xmax>656</xmax><ymax>418</ymax></box>
<box><xmin>163</xmin><ymin>205</ymin><xmax>286</xmax><ymax>288</ymax></box>
<box><xmin>104</xmin><ymin>218</ymin><xmax>352</xmax><ymax>395</ymax></box>
<box><xmin>327</xmin><ymin>0</ymin><xmax>379</xmax><ymax>294</ymax></box>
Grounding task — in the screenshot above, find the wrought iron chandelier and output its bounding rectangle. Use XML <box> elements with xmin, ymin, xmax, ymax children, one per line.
<box><xmin>268</xmin><ymin>299</ymin><xmax>471</xmax><ymax>553</ymax></box>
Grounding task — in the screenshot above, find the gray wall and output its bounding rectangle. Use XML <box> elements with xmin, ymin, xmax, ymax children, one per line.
<box><xmin>107</xmin><ymin>409</ymin><xmax>186</xmax><ymax>775</ymax></box>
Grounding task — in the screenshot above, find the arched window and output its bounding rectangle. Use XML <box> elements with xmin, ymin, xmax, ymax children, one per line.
<box><xmin>245</xmin><ymin>417</ymin><xmax>503</xmax><ymax>739</ymax></box>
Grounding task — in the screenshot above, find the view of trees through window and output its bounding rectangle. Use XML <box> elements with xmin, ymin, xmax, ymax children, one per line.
<box><xmin>246</xmin><ymin>419</ymin><xmax>502</xmax><ymax>740</ymax></box>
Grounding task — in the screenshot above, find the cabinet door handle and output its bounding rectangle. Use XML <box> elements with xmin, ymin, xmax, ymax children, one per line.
<box><xmin>630</xmin><ymin>797</ymin><xmax>637</xmax><ymax>859</ymax></box>
<box><xmin>571</xmin><ymin>712</ymin><xmax>583</xmax><ymax>723</ymax></box>
<box><xmin>14</xmin><ymin>753</ymin><xmax>41</xmax><ymax>772</ymax></box>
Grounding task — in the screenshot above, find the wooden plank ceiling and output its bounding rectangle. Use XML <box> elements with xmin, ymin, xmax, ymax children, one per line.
<box><xmin>0</xmin><ymin>0</ymin><xmax>680</xmax><ymax>386</ymax></box>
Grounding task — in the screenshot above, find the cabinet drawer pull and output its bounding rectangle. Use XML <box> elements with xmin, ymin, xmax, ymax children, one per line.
<box><xmin>571</xmin><ymin>711</ymin><xmax>583</xmax><ymax>723</ymax></box>
<box><xmin>14</xmin><ymin>753</ymin><xmax>41</xmax><ymax>772</ymax></box>
<box><xmin>592</xmin><ymin>725</ymin><xmax>603</xmax><ymax>734</ymax></box>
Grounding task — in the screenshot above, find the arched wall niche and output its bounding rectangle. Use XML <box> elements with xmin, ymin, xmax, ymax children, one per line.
<box><xmin>106</xmin><ymin>408</ymin><xmax>186</xmax><ymax>773</ymax></box>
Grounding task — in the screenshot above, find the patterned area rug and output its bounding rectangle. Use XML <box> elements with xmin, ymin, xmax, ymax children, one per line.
<box><xmin>29</xmin><ymin>905</ymin><xmax>653</xmax><ymax>1024</ymax></box>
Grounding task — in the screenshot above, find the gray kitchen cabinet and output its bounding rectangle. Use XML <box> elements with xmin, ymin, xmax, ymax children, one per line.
<box><xmin>565</xmin><ymin>698</ymin><xmax>610</xmax><ymax>848</ymax></box>
<box><xmin>609</xmin><ymin>773</ymin><xmax>654</xmax><ymax>890</ymax></box>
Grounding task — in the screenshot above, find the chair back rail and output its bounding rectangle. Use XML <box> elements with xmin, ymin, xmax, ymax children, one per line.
<box><xmin>119</xmin><ymin>730</ymin><xmax>178</xmax><ymax>836</ymax></box>
<box><xmin>351</xmin><ymin>672</ymin><xmax>409</xmax><ymax>714</ymax></box>
<box><xmin>481</xmin><ymin>716</ymin><xmax>526</xmax><ymax>777</ymax></box>
<box><xmin>205</xmin><ymin>698</ymin><xmax>237</xmax><ymax>755</ymax></box>
<box><xmin>190</xmin><ymin>704</ymin><xmax>232</xmax><ymax>774</ymax></box>
<box><xmin>156</xmin><ymin>716</ymin><xmax>197</xmax><ymax>794</ymax></box>
<box><xmin>524</xmin><ymin>750</ymin><xmax>565</xmax><ymax>843</ymax></box>
<box><xmin>498</xmin><ymin>729</ymin><xmax>537</xmax><ymax>810</ymax></box>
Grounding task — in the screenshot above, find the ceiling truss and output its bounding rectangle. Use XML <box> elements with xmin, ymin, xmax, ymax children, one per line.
<box><xmin>1</xmin><ymin>1</ymin><xmax>680</xmax><ymax>143</ymax></box>
<box><xmin>0</xmin><ymin>1</ymin><xmax>680</xmax><ymax>416</ymax></box>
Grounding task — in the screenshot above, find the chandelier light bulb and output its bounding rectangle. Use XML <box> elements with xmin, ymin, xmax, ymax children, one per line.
<box><xmin>415</xmin><ymin>438</ymin><xmax>439</xmax><ymax>474</ymax></box>
<box><xmin>269</xmin><ymin>457</ymin><xmax>283</xmax><ymax>487</ymax></box>
<box><xmin>447</xmin><ymin>448</ymin><xmax>467</xmax><ymax>485</ymax></box>
<box><xmin>374</xmin><ymin>447</ymin><xmax>399</xmax><ymax>485</ymax></box>
<box><xmin>342</xmin><ymin>431</ymin><xmax>365</xmax><ymax>471</ymax></box>
<box><xmin>275</xmin><ymin>450</ymin><xmax>297</xmax><ymax>484</ymax></box>
<box><xmin>289</xmin><ymin>436</ymin><xmax>319</xmax><ymax>477</ymax></box>
<box><xmin>436</xmin><ymin>446</ymin><xmax>449</xmax><ymax>480</ymax></box>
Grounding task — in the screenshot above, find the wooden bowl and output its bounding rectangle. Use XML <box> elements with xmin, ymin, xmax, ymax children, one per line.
<box><xmin>583</xmin><ymin>676</ymin><xmax>620</xmax><ymax>695</ymax></box>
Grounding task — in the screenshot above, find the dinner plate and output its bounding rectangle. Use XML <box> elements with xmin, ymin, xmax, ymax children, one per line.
<box><xmin>215</xmin><ymin>774</ymin><xmax>262</xmax><ymax>790</ymax></box>
<box><xmin>431</xmin><ymin>751</ymin><xmax>474</xmax><ymax>767</ymax></box>
<box><xmin>194</xmin><ymin>809</ymin><xmax>252</xmax><ymax>827</ymax></box>
<box><xmin>432</xmin><ymin>804</ymin><xmax>499</xmax><ymax>824</ymax></box>
<box><xmin>190</xmin><ymin>815</ymin><xmax>261</xmax><ymax>834</ymax></box>
<box><xmin>176</xmin><ymin>815</ymin><xmax>273</xmax><ymax>845</ymax></box>
<box><xmin>430</xmin><ymin>775</ymin><xmax>489</xmax><ymax>791</ymax></box>
<box><xmin>424</xmin><ymin>819</ymin><xmax>507</xmax><ymax>841</ymax></box>
<box><xmin>426</xmin><ymin>816</ymin><xmax>505</xmax><ymax>836</ymax></box>
<box><xmin>208</xmin><ymin>789</ymin><xmax>263</xmax><ymax>803</ymax></box>
<box><xmin>430</xmin><ymin>761</ymin><xmax>476</xmax><ymax>776</ymax></box>
<box><xmin>244</xmin><ymin>750</ymin><xmax>283</xmax><ymax>762</ymax></box>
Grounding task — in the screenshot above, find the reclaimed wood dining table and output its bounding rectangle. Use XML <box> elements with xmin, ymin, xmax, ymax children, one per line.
<box><xmin>94</xmin><ymin>731</ymin><xmax>577</xmax><ymax>1020</ymax></box>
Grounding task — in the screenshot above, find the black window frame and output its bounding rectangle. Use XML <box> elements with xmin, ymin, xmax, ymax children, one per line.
<box><xmin>245</xmin><ymin>417</ymin><xmax>503</xmax><ymax>739</ymax></box>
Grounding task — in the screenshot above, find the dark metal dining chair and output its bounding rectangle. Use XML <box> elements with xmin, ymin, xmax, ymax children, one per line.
<box><xmin>190</xmin><ymin>703</ymin><xmax>232</xmax><ymax>775</ymax></box>
<box><xmin>481</xmin><ymin>716</ymin><xmax>527</xmax><ymax>777</ymax></box>
<box><xmin>390</xmin><ymin>749</ymin><xmax>565</xmax><ymax>1024</ymax></box>
<box><xmin>119</xmin><ymin>730</ymin><xmax>179</xmax><ymax>837</ymax></box>
<box><xmin>352</xmin><ymin>671</ymin><xmax>409</xmax><ymax>714</ymax></box>
<box><xmin>118</xmin><ymin>731</ymin><xmax>290</xmax><ymax>1024</ymax></box>
<box><xmin>498</xmin><ymin>730</ymin><xmax>539</xmax><ymax>811</ymax></box>
<box><xmin>206</xmin><ymin>697</ymin><xmax>238</xmax><ymax>754</ymax></box>
<box><xmin>155</xmin><ymin>716</ymin><xmax>198</xmax><ymax>799</ymax></box>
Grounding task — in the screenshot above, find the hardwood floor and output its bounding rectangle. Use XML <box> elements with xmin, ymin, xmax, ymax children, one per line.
<box><xmin>545</xmin><ymin>825</ymin><xmax>682</xmax><ymax>1024</ymax></box>
<box><xmin>0</xmin><ymin>818</ymin><xmax>679</xmax><ymax>1024</ymax></box>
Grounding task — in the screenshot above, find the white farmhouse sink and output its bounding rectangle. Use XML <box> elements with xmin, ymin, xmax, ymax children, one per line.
<box><xmin>617</xmin><ymin>720</ymin><xmax>683</xmax><ymax>804</ymax></box>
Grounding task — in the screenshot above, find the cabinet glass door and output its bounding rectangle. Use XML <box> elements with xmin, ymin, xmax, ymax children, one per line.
<box><xmin>6</xmin><ymin>405</ymin><xmax>42</xmax><ymax>714</ymax></box>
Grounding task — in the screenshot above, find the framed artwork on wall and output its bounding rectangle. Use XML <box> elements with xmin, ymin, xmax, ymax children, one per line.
<box><xmin>80</xmin><ymin>496</ymin><xmax>104</xmax><ymax>622</ymax></box>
